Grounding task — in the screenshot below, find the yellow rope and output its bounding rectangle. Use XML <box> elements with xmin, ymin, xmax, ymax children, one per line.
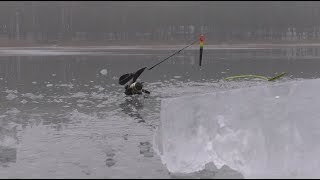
<box><xmin>225</xmin><ymin>74</ymin><xmax>269</xmax><ymax>81</ymax></box>
<box><xmin>224</xmin><ymin>72</ymin><xmax>286</xmax><ymax>81</ymax></box>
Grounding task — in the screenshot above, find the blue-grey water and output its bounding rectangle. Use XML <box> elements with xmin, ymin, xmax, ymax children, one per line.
<box><xmin>0</xmin><ymin>46</ymin><xmax>319</xmax><ymax>178</ymax></box>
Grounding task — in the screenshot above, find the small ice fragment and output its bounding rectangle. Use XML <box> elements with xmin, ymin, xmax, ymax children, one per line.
<box><xmin>21</xmin><ymin>99</ymin><xmax>28</xmax><ymax>104</ymax></box>
<box><xmin>6</xmin><ymin>94</ymin><xmax>17</xmax><ymax>100</ymax></box>
<box><xmin>100</xmin><ymin>69</ymin><xmax>108</xmax><ymax>76</ymax></box>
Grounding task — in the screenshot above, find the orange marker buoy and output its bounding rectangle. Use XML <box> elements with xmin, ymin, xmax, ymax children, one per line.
<box><xmin>199</xmin><ymin>34</ymin><xmax>204</xmax><ymax>66</ymax></box>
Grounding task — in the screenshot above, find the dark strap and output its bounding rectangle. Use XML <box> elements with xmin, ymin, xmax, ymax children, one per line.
<box><xmin>142</xmin><ymin>89</ymin><xmax>150</xmax><ymax>94</ymax></box>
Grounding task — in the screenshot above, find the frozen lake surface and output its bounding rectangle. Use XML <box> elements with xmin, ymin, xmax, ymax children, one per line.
<box><xmin>0</xmin><ymin>46</ymin><xmax>319</xmax><ymax>178</ymax></box>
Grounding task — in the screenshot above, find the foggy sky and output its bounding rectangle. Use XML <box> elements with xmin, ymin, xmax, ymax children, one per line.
<box><xmin>0</xmin><ymin>1</ymin><xmax>319</xmax><ymax>43</ymax></box>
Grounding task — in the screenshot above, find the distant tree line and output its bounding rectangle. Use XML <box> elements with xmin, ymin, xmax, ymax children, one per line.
<box><xmin>1</xmin><ymin>1</ymin><xmax>320</xmax><ymax>44</ymax></box>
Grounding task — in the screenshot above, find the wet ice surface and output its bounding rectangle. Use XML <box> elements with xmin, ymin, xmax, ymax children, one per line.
<box><xmin>0</xmin><ymin>47</ymin><xmax>319</xmax><ymax>178</ymax></box>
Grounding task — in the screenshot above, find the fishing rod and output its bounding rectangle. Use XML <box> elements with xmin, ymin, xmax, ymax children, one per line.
<box><xmin>148</xmin><ymin>38</ymin><xmax>199</xmax><ymax>70</ymax></box>
<box><xmin>118</xmin><ymin>34</ymin><xmax>208</xmax><ymax>96</ymax></box>
<box><xmin>118</xmin><ymin>35</ymin><xmax>204</xmax><ymax>86</ymax></box>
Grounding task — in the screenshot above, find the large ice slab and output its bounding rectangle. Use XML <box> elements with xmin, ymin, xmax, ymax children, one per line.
<box><xmin>154</xmin><ymin>79</ymin><xmax>320</xmax><ymax>178</ymax></box>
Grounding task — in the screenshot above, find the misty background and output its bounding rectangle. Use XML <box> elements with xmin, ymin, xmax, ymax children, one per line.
<box><xmin>0</xmin><ymin>1</ymin><xmax>320</xmax><ymax>45</ymax></box>
<box><xmin>2</xmin><ymin>2</ymin><xmax>320</xmax><ymax>179</ymax></box>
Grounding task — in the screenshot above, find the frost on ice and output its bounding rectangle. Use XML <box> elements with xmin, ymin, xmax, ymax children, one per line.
<box><xmin>154</xmin><ymin>78</ymin><xmax>320</xmax><ymax>178</ymax></box>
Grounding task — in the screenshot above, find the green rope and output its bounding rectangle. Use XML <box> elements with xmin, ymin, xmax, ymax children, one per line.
<box><xmin>224</xmin><ymin>72</ymin><xmax>286</xmax><ymax>81</ymax></box>
<box><xmin>267</xmin><ymin>72</ymin><xmax>286</xmax><ymax>81</ymax></box>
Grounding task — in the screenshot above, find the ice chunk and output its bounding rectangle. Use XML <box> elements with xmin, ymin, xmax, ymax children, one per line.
<box><xmin>100</xmin><ymin>69</ymin><xmax>108</xmax><ymax>76</ymax></box>
<box><xmin>6</xmin><ymin>93</ymin><xmax>17</xmax><ymax>100</ymax></box>
<box><xmin>22</xmin><ymin>93</ymin><xmax>44</xmax><ymax>100</ymax></box>
<box><xmin>20</xmin><ymin>99</ymin><xmax>28</xmax><ymax>104</ymax></box>
<box><xmin>154</xmin><ymin>78</ymin><xmax>320</xmax><ymax>178</ymax></box>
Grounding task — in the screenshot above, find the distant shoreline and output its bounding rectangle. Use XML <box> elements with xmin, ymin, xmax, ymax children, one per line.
<box><xmin>1</xmin><ymin>41</ymin><xmax>320</xmax><ymax>49</ymax></box>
